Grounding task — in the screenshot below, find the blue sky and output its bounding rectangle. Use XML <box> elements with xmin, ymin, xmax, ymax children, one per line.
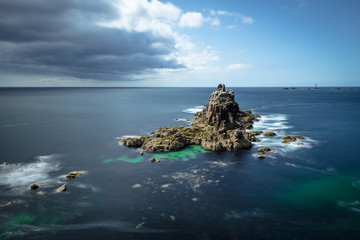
<box><xmin>0</xmin><ymin>0</ymin><xmax>359</xmax><ymax>87</ymax></box>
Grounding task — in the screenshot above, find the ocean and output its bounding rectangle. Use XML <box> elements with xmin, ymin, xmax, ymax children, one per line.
<box><xmin>0</xmin><ymin>87</ymin><xmax>359</xmax><ymax>240</ymax></box>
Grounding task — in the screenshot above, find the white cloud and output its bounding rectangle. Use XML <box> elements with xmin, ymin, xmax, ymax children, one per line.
<box><xmin>211</xmin><ymin>18</ymin><xmax>220</xmax><ymax>26</ymax></box>
<box><xmin>176</xmin><ymin>49</ymin><xmax>220</xmax><ymax>70</ymax></box>
<box><xmin>226</xmin><ymin>63</ymin><xmax>254</xmax><ymax>70</ymax></box>
<box><xmin>211</xmin><ymin>9</ymin><xmax>254</xmax><ymax>25</ymax></box>
<box><xmin>216</xmin><ymin>10</ymin><xmax>229</xmax><ymax>16</ymax></box>
<box><xmin>179</xmin><ymin>12</ymin><xmax>205</xmax><ymax>28</ymax></box>
<box><xmin>98</xmin><ymin>0</ymin><xmax>181</xmax><ymax>37</ymax></box>
<box><xmin>240</xmin><ymin>15</ymin><xmax>254</xmax><ymax>24</ymax></box>
<box><xmin>98</xmin><ymin>0</ymin><xmax>221</xmax><ymax>76</ymax></box>
<box><xmin>297</xmin><ymin>0</ymin><xmax>306</xmax><ymax>9</ymax></box>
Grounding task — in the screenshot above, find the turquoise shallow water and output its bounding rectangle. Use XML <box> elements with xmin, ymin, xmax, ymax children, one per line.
<box><xmin>0</xmin><ymin>87</ymin><xmax>359</xmax><ymax>240</ymax></box>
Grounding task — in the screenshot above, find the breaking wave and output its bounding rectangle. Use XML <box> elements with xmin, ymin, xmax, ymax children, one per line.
<box><xmin>252</xmin><ymin>114</ymin><xmax>317</xmax><ymax>154</ymax></box>
<box><xmin>0</xmin><ymin>154</ymin><xmax>62</xmax><ymax>193</ymax></box>
<box><xmin>182</xmin><ymin>106</ymin><xmax>204</xmax><ymax>114</ymax></box>
<box><xmin>337</xmin><ymin>200</ymin><xmax>360</xmax><ymax>213</ymax></box>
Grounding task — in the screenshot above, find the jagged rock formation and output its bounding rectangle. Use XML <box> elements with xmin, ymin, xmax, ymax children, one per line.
<box><xmin>120</xmin><ymin>84</ymin><xmax>260</xmax><ymax>152</ymax></box>
<box><xmin>192</xmin><ymin>84</ymin><xmax>259</xmax><ymax>131</ymax></box>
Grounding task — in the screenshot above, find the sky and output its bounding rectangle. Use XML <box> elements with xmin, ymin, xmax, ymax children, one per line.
<box><xmin>0</xmin><ymin>0</ymin><xmax>359</xmax><ymax>87</ymax></box>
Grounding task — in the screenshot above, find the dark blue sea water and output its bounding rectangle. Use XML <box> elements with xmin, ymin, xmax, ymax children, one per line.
<box><xmin>0</xmin><ymin>87</ymin><xmax>359</xmax><ymax>240</ymax></box>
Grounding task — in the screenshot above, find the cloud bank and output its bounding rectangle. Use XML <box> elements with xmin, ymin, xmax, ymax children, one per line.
<box><xmin>0</xmin><ymin>0</ymin><xmax>254</xmax><ymax>83</ymax></box>
<box><xmin>0</xmin><ymin>0</ymin><xmax>185</xmax><ymax>80</ymax></box>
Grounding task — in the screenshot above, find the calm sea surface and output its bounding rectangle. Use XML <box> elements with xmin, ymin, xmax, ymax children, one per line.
<box><xmin>0</xmin><ymin>87</ymin><xmax>359</xmax><ymax>240</ymax></box>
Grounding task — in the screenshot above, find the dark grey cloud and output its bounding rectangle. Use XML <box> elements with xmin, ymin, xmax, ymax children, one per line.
<box><xmin>0</xmin><ymin>0</ymin><xmax>183</xmax><ymax>80</ymax></box>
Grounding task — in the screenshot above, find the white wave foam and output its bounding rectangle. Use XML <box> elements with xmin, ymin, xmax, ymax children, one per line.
<box><xmin>72</xmin><ymin>182</ymin><xmax>98</xmax><ymax>192</ymax></box>
<box><xmin>182</xmin><ymin>106</ymin><xmax>204</xmax><ymax>114</ymax></box>
<box><xmin>284</xmin><ymin>162</ymin><xmax>335</xmax><ymax>174</ymax></box>
<box><xmin>174</xmin><ymin>118</ymin><xmax>191</xmax><ymax>123</ymax></box>
<box><xmin>0</xmin><ymin>220</ymin><xmax>167</xmax><ymax>239</ymax></box>
<box><xmin>120</xmin><ymin>135</ymin><xmax>141</xmax><ymax>139</ymax></box>
<box><xmin>225</xmin><ymin>208</ymin><xmax>264</xmax><ymax>220</ymax></box>
<box><xmin>251</xmin><ymin>113</ymin><xmax>318</xmax><ymax>158</ymax></box>
<box><xmin>117</xmin><ymin>135</ymin><xmax>142</xmax><ymax>143</ymax></box>
<box><xmin>0</xmin><ymin>154</ymin><xmax>62</xmax><ymax>193</ymax></box>
<box><xmin>253</xmin><ymin>114</ymin><xmax>292</xmax><ymax>131</ymax></box>
<box><xmin>337</xmin><ymin>200</ymin><xmax>360</xmax><ymax>213</ymax></box>
<box><xmin>352</xmin><ymin>180</ymin><xmax>360</xmax><ymax>190</ymax></box>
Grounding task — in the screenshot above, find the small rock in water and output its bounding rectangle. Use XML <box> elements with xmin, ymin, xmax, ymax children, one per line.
<box><xmin>295</xmin><ymin>136</ymin><xmax>306</xmax><ymax>140</ymax></box>
<box><xmin>56</xmin><ymin>184</ymin><xmax>67</xmax><ymax>192</ymax></box>
<box><xmin>1</xmin><ymin>162</ymin><xmax>8</xmax><ymax>166</ymax></box>
<box><xmin>132</xmin><ymin>184</ymin><xmax>142</xmax><ymax>188</ymax></box>
<box><xmin>257</xmin><ymin>147</ymin><xmax>273</xmax><ymax>153</ymax></box>
<box><xmin>136</xmin><ymin>222</ymin><xmax>146</xmax><ymax>229</ymax></box>
<box><xmin>263</xmin><ymin>131</ymin><xmax>277</xmax><ymax>137</ymax></box>
<box><xmin>258</xmin><ymin>154</ymin><xmax>266</xmax><ymax>159</ymax></box>
<box><xmin>4</xmin><ymin>201</ymin><xmax>15</xmax><ymax>206</ymax></box>
<box><xmin>36</xmin><ymin>191</ymin><xmax>45</xmax><ymax>196</ymax></box>
<box><xmin>66</xmin><ymin>171</ymin><xmax>82</xmax><ymax>179</ymax></box>
<box><xmin>282</xmin><ymin>135</ymin><xmax>297</xmax><ymax>143</ymax></box>
<box><xmin>170</xmin><ymin>215</ymin><xmax>176</xmax><ymax>222</ymax></box>
<box><xmin>156</xmin><ymin>159</ymin><xmax>161</xmax><ymax>162</ymax></box>
<box><xmin>149</xmin><ymin>157</ymin><xmax>156</xmax><ymax>162</ymax></box>
<box><xmin>30</xmin><ymin>184</ymin><xmax>39</xmax><ymax>190</ymax></box>
<box><xmin>140</xmin><ymin>151</ymin><xmax>144</xmax><ymax>155</ymax></box>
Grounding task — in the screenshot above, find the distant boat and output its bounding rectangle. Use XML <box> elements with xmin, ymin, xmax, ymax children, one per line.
<box><xmin>314</xmin><ymin>83</ymin><xmax>319</xmax><ymax>90</ymax></box>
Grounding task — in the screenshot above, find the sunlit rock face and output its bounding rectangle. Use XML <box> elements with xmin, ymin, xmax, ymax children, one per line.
<box><xmin>192</xmin><ymin>84</ymin><xmax>258</xmax><ymax>132</ymax></box>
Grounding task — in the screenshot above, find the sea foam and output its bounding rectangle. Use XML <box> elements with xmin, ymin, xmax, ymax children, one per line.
<box><xmin>0</xmin><ymin>154</ymin><xmax>62</xmax><ymax>193</ymax></box>
<box><xmin>337</xmin><ymin>200</ymin><xmax>360</xmax><ymax>213</ymax></box>
<box><xmin>182</xmin><ymin>106</ymin><xmax>204</xmax><ymax>114</ymax></box>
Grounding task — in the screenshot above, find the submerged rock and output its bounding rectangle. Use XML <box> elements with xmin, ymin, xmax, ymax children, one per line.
<box><xmin>66</xmin><ymin>171</ymin><xmax>83</xmax><ymax>179</ymax></box>
<box><xmin>56</xmin><ymin>184</ymin><xmax>67</xmax><ymax>192</ymax></box>
<box><xmin>295</xmin><ymin>136</ymin><xmax>306</xmax><ymax>140</ymax></box>
<box><xmin>3</xmin><ymin>201</ymin><xmax>15</xmax><ymax>207</ymax></box>
<box><xmin>257</xmin><ymin>147</ymin><xmax>274</xmax><ymax>153</ymax></box>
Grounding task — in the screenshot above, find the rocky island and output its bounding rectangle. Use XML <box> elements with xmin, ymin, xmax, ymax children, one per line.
<box><xmin>121</xmin><ymin>84</ymin><xmax>260</xmax><ymax>151</ymax></box>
